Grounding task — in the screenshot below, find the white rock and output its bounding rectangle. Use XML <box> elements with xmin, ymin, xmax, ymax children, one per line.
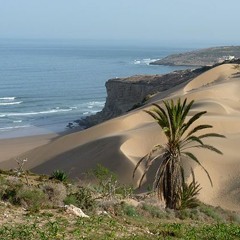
<box><xmin>65</xmin><ymin>204</ymin><xmax>89</xmax><ymax>218</ymax></box>
<box><xmin>96</xmin><ymin>210</ymin><xmax>111</xmax><ymax>217</ymax></box>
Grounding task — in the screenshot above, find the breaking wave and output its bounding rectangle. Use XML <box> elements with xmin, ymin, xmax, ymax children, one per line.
<box><xmin>133</xmin><ymin>58</ymin><xmax>159</xmax><ymax>65</ymax></box>
<box><xmin>0</xmin><ymin>101</ymin><xmax>22</xmax><ymax>106</ymax></box>
<box><xmin>0</xmin><ymin>125</ymin><xmax>31</xmax><ymax>132</ymax></box>
<box><xmin>0</xmin><ymin>97</ymin><xmax>16</xmax><ymax>100</ymax></box>
<box><xmin>0</xmin><ymin>108</ymin><xmax>73</xmax><ymax>117</ymax></box>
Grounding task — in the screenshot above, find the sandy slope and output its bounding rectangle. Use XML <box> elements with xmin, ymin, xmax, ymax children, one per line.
<box><xmin>1</xmin><ymin>64</ymin><xmax>240</xmax><ymax>211</ymax></box>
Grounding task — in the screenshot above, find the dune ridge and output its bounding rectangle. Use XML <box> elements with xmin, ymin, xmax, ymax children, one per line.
<box><xmin>1</xmin><ymin>63</ymin><xmax>240</xmax><ymax>211</ymax></box>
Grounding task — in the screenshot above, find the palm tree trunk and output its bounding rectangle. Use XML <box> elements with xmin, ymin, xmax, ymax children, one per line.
<box><xmin>164</xmin><ymin>156</ymin><xmax>181</xmax><ymax>209</ymax></box>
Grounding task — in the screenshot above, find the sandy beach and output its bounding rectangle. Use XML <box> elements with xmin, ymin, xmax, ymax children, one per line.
<box><xmin>1</xmin><ymin>63</ymin><xmax>240</xmax><ymax>212</ymax></box>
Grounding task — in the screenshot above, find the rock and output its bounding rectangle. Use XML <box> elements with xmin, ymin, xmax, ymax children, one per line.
<box><xmin>65</xmin><ymin>204</ymin><xmax>89</xmax><ymax>218</ymax></box>
<box><xmin>80</xmin><ymin>70</ymin><xmax>198</xmax><ymax>127</ymax></box>
<box><xmin>96</xmin><ymin>210</ymin><xmax>111</xmax><ymax>217</ymax></box>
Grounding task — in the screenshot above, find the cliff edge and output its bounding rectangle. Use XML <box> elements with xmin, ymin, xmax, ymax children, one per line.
<box><xmin>78</xmin><ymin>67</ymin><xmax>209</xmax><ymax>127</ymax></box>
<box><xmin>76</xmin><ymin>59</ymin><xmax>240</xmax><ymax>128</ymax></box>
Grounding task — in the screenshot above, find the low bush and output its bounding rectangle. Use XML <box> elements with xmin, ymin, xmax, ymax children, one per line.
<box><xmin>51</xmin><ymin>170</ymin><xmax>68</xmax><ymax>182</ymax></box>
<box><xmin>64</xmin><ymin>186</ymin><xmax>96</xmax><ymax>211</ymax></box>
<box><xmin>141</xmin><ymin>203</ymin><xmax>167</xmax><ymax>218</ymax></box>
<box><xmin>199</xmin><ymin>204</ymin><xmax>223</xmax><ymax>222</ymax></box>
<box><xmin>0</xmin><ymin>176</ymin><xmax>23</xmax><ymax>205</ymax></box>
<box><xmin>41</xmin><ymin>182</ymin><xmax>67</xmax><ymax>207</ymax></box>
<box><xmin>179</xmin><ymin>169</ymin><xmax>201</xmax><ymax>210</ymax></box>
<box><xmin>115</xmin><ymin>184</ymin><xmax>133</xmax><ymax>199</ymax></box>
<box><xmin>121</xmin><ymin>203</ymin><xmax>138</xmax><ymax>217</ymax></box>
<box><xmin>16</xmin><ymin>186</ymin><xmax>46</xmax><ymax>212</ymax></box>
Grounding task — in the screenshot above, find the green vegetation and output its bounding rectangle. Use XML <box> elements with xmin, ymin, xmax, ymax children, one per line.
<box><xmin>0</xmin><ymin>168</ymin><xmax>239</xmax><ymax>239</ymax></box>
<box><xmin>16</xmin><ymin>187</ymin><xmax>46</xmax><ymax>213</ymax></box>
<box><xmin>133</xmin><ymin>98</ymin><xmax>225</xmax><ymax>209</ymax></box>
<box><xmin>64</xmin><ymin>186</ymin><xmax>96</xmax><ymax>211</ymax></box>
<box><xmin>179</xmin><ymin>169</ymin><xmax>201</xmax><ymax>210</ymax></box>
<box><xmin>88</xmin><ymin>164</ymin><xmax>133</xmax><ymax>200</ymax></box>
<box><xmin>0</xmin><ymin>213</ymin><xmax>240</xmax><ymax>239</ymax></box>
<box><xmin>51</xmin><ymin>170</ymin><xmax>68</xmax><ymax>182</ymax></box>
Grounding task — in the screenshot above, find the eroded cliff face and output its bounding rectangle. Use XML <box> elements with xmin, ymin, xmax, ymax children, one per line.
<box><xmin>103</xmin><ymin>76</ymin><xmax>159</xmax><ymax>118</ymax></box>
<box><xmin>103</xmin><ymin>73</ymin><xmax>189</xmax><ymax>118</ymax></box>
<box><xmin>80</xmin><ymin>69</ymin><xmax>199</xmax><ymax>127</ymax></box>
<box><xmin>73</xmin><ymin>59</ymin><xmax>240</xmax><ymax>128</ymax></box>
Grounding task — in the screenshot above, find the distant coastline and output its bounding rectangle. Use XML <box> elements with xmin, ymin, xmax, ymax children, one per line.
<box><xmin>150</xmin><ymin>46</ymin><xmax>240</xmax><ymax>67</ymax></box>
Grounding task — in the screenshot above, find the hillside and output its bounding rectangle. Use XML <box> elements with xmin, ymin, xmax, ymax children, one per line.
<box><xmin>0</xmin><ymin>170</ymin><xmax>240</xmax><ymax>239</ymax></box>
<box><xmin>150</xmin><ymin>46</ymin><xmax>240</xmax><ymax>66</ymax></box>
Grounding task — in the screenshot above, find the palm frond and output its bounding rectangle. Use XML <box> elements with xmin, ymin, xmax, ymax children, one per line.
<box><xmin>182</xmin><ymin>151</ymin><xmax>213</xmax><ymax>187</ymax></box>
<box><xmin>179</xmin><ymin>168</ymin><xmax>202</xmax><ymax>209</ymax></box>
<box><xmin>180</xmin><ymin>99</ymin><xmax>194</xmax><ymax>126</ymax></box>
<box><xmin>184</xmin><ymin>125</ymin><xmax>213</xmax><ymax>139</ymax></box>
<box><xmin>163</xmin><ymin>100</ymin><xmax>176</xmax><ymax>141</ymax></box>
<box><xmin>180</xmin><ymin>111</ymin><xmax>207</xmax><ymax>136</ymax></box>
<box><xmin>194</xmin><ymin>144</ymin><xmax>223</xmax><ymax>155</ymax></box>
<box><xmin>198</xmin><ymin>133</ymin><xmax>226</xmax><ymax>139</ymax></box>
<box><xmin>180</xmin><ymin>135</ymin><xmax>204</xmax><ymax>148</ymax></box>
<box><xmin>153</xmin><ymin>155</ymin><xmax>171</xmax><ymax>200</ymax></box>
<box><xmin>132</xmin><ymin>145</ymin><xmax>164</xmax><ymax>184</ymax></box>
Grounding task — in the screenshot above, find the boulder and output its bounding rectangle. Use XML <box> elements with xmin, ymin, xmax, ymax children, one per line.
<box><xmin>65</xmin><ymin>204</ymin><xmax>89</xmax><ymax>218</ymax></box>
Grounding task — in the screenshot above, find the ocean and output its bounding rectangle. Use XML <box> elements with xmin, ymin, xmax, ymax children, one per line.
<box><xmin>0</xmin><ymin>39</ymin><xmax>191</xmax><ymax>138</ymax></box>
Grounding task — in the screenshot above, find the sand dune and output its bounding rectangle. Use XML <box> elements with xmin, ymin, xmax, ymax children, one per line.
<box><xmin>1</xmin><ymin>63</ymin><xmax>240</xmax><ymax>211</ymax></box>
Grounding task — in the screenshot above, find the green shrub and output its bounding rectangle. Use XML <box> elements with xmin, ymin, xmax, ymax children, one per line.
<box><xmin>16</xmin><ymin>187</ymin><xmax>46</xmax><ymax>212</ymax></box>
<box><xmin>51</xmin><ymin>170</ymin><xmax>68</xmax><ymax>182</ymax></box>
<box><xmin>115</xmin><ymin>184</ymin><xmax>133</xmax><ymax>199</ymax></box>
<box><xmin>89</xmin><ymin>164</ymin><xmax>118</xmax><ymax>199</ymax></box>
<box><xmin>141</xmin><ymin>203</ymin><xmax>166</xmax><ymax>218</ymax></box>
<box><xmin>64</xmin><ymin>194</ymin><xmax>78</xmax><ymax>206</ymax></box>
<box><xmin>0</xmin><ymin>176</ymin><xmax>8</xmax><ymax>200</ymax></box>
<box><xmin>179</xmin><ymin>169</ymin><xmax>201</xmax><ymax>209</ymax></box>
<box><xmin>65</xmin><ymin>186</ymin><xmax>95</xmax><ymax>211</ymax></box>
<box><xmin>199</xmin><ymin>204</ymin><xmax>223</xmax><ymax>222</ymax></box>
<box><xmin>1</xmin><ymin>176</ymin><xmax>23</xmax><ymax>205</ymax></box>
<box><xmin>121</xmin><ymin>203</ymin><xmax>138</xmax><ymax>217</ymax></box>
<box><xmin>176</xmin><ymin>208</ymin><xmax>202</xmax><ymax>220</ymax></box>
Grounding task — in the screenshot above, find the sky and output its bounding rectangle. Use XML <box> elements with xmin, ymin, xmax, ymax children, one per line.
<box><xmin>0</xmin><ymin>0</ymin><xmax>239</xmax><ymax>47</ymax></box>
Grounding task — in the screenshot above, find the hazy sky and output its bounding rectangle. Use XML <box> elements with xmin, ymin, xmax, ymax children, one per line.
<box><xmin>0</xmin><ymin>0</ymin><xmax>239</xmax><ymax>46</ymax></box>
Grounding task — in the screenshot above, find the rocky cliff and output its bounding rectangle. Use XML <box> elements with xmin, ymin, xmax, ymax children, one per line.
<box><xmin>78</xmin><ymin>68</ymin><xmax>205</xmax><ymax>127</ymax></box>
<box><xmin>76</xmin><ymin>59</ymin><xmax>240</xmax><ymax>128</ymax></box>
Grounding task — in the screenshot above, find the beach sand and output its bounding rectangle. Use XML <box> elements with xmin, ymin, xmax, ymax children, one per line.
<box><xmin>1</xmin><ymin>63</ymin><xmax>240</xmax><ymax>211</ymax></box>
<box><xmin>0</xmin><ymin>133</ymin><xmax>58</xmax><ymax>169</ymax></box>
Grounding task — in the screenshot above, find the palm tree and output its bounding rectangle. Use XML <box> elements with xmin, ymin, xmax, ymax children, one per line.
<box><xmin>133</xmin><ymin>98</ymin><xmax>225</xmax><ymax>209</ymax></box>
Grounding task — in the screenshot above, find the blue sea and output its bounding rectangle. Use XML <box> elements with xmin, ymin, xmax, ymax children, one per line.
<box><xmin>0</xmin><ymin>39</ymin><xmax>191</xmax><ymax>138</ymax></box>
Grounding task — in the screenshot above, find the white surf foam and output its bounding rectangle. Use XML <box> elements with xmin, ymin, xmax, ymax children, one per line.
<box><xmin>0</xmin><ymin>97</ymin><xmax>16</xmax><ymax>100</ymax></box>
<box><xmin>0</xmin><ymin>125</ymin><xmax>31</xmax><ymax>131</ymax></box>
<box><xmin>0</xmin><ymin>108</ymin><xmax>73</xmax><ymax>117</ymax></box>
<box><xmin>13</xmin><ymin>120</ymin><xmax>23</xmax><ymax>123</ymax></box>
<box><xmin>133</xmin><ymin>58</ymin><xmax>160</xmax><ymax>65</ymax></box>
<box><xmin>87</xmin><ymin>101</ymin><xmax>105</xmax><ymax>107</ymax></box>
<box><xmin>0</xmin><ymin>101</ymin><xmax>22</xmax><ymax>106</ymax></box>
